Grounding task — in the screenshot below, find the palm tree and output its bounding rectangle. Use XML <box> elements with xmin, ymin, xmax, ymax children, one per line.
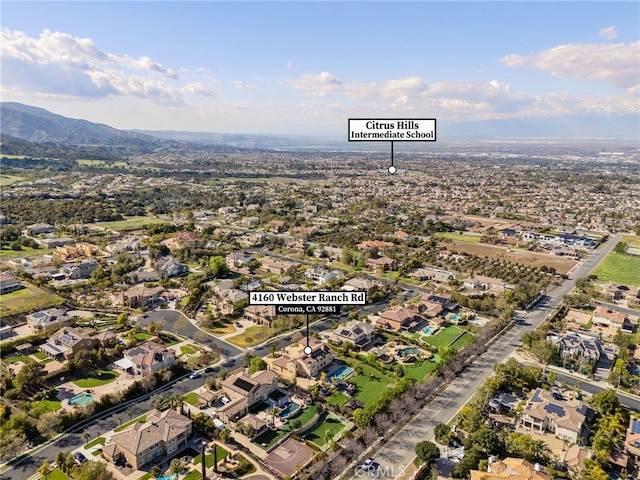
<box><xmin>38</xmin><ymin>460</ymin><xmax>52</xmax><ymax>480</ymax></box>
<box><xmin>83</xmin><ymin>432</ymin><xmax>90</xmax><ymax>445</ymax></box>
<box><xmin>268</xmin><ymin>406</ymin><xmax>281</xmax><ymax>427</ymax></box>
<box><xmin>126</xmin><ymin>408</ymin><xmax>134</xmax><ymax>422</ymax></box>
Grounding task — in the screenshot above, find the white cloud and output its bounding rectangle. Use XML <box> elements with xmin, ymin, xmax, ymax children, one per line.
<box><xmin>599</xmin><ymin>26</ymin><xmax>618</xmax><ymax>40</ymax></box>
<box><xmin>501</xmin><ymin>41</ymin><xmax>639</xmax><ymax>89</ymax></box>
<box><xmin>287</xmin><ymin>60</ymin><xmax>293</xmax><ymax>70</ymax></box>
<box><xmin>0</xmin><ymin>27</ymin><xmax>216</xmax><ymax>103</ymax></box>
<box><xmin>232</xmin><ymin>80</ymin><xmax>257</xmax><ymax>91</ymax></box>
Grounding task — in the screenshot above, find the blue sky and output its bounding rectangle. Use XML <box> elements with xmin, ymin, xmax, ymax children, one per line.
<box><xmin>1</xmin><ymin>1</ymin><xmax>638</xmax><ymax>136</ymax></box>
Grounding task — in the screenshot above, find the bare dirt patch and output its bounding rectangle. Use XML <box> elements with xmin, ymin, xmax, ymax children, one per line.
<box><xmin>441</xmin><ymin>240</ymin><xmax>576</xmax><ymax>275</ymax></box>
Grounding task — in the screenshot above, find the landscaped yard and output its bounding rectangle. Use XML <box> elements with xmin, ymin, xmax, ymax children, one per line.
<box><xmin>0</xmin><ymin>281</ymin><xmax>63</xmax><ymax>316</ymax></box>
<box><xmin>226</xmin><ymin>326</ymin><xmax>274</xmax><ymax>348</ymax></box>
<box><xmin>449</xmin><ymin>331</ymin><xmax>475</xmax><ymax>350</ymax></box>
<box><xmin>422</xmin><ymin>325</ymin><xmax>463</xmax><ymax>347</ymax></box>
<box><xmin>134</xmin><ymin>332</ymin><xmax>154</xmax><ymax>341</ymax></box>
<box><xmin>194</xmin><ymin>445</ymin><xmax>229</xmax><ymax>467</ymax></box>
<box><xmin>180</xmin><ymin>344</ymin><xmax>198</xmax><ymax>356</ymax></box>
<box><xmin>592</xmin><ymin>251</ymin><xmax>640</xmax><ymax>287</ymax></box>
<box><xmin>49</xmin><ymin>469</ymin><xmax>70</xmax><ymax>480</ymax></box>
<box><xmin>4</xmin><ymin>355</ymin><xmax>34</xmax><ymax>364</ymax></box>
<box><xmin>252</xmin><ymin>405</ymin><xmax>317</xmax><ymax>449</ymax></box>
<box><xmin>205</xmin><ymin>317</ymin><xmax>237</xmax><ymax>336</ymax></box>
<box><xmin>0</xmin><ymin>246</ymin><xmax>56</xmax><ymax>261</ymax></box>
<box><xmin>73</xmin><ymin>370</ymin><xmax>119</xmax><ymax>388</ymax></box>
<box><xmin>403</xmin><ymin>359</ymin><xmax>439</xmax><ymax>381</ymax></box>
<box><xmin>41</xmin><ymin>400</ymin><xmax>63</xmax><ymax>412</ymax></box>
<box><xmin>349</xmin><ymin>363</ymin><xmax>394</xmax><ymax>408</ymax></box>
<box><xmin>183</xmin><ymin>392</ymin><xmax>199</xmax><ymax>406</ymax></box>
<box><xmin>300</xmin><ymin>412</ymin><xmax>354</xmax><ymax>451</ymax></box>
<box><xmin>33</xmin><ymin>351</ymin><xmax>48</xmax><ymax>360</ymax></box>
<box><xmin>85</xmin><ymin>437</ymin><xmax>106</xmax><ymax>449</ymax></box>
<box><xmin>325</xmin><ymin>391</ymin><xmax>350</xmax><ymax>408</ymax></box>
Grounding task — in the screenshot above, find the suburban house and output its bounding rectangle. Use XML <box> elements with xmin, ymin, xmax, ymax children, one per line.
<box><xmin>38</xmin><ymin>237</ymin><xmax>75</xmax><ymax>249</ymax></box>
<box><xmin>119</xmin><ymin>341</ymin><xmax>176</xmax><ymax>375</ymax></box>
<box><xmin>470</xmin><ymin>457</ymin><xmax>549</xmax><ymax>480</ymax></box>
<box><xmin>269</xmin><ymin>339</ymin><xmax>334</xmax><ymax>380</ymax></box>
<box><xmin>304</xmin><ymin>267</ymin><xmax>343</xmax><ymax>285</ymax></box>
<box><xmin>243</xmin><ymin>305</ymin><xmax>277</xmax><ymax>327</ymax></box>
<box><xmin>548</xmin><ymin>331</ymin><xmax>602</xmax><ymax>365</ymax></box>
<box><xmin>420</xmin><ymin>293</ymin><xmax>457</xmax><ymax>311</ymax></box>
<box><xmin>24</xmin><ymin>222</ymin><xmax>54</xmax><ymax>235</ymax></box>
<box><xmin>260</xmin><ymin>257</ymin><xmax>299</xmax><ymax>274</ymax></box>
<box><xmin>593</xmin><ymin>306</ymin><xmax>634</xmax><ymax>334</ymax></box>
<box><xmin>103</xmin><ymin>409</ymin><xmax>192</xmax><ymax>470</ymax></box>
<box><xmin>409</xmin><ymin>267</ymin><xmax>455</xmax><ymax>283</ymax></box>
<box><xmin>0</xmin><ymin>272</ymin><xmax>23</xmax><ymax>294</ymax></box>
<box><xmin>27</xmin><ymin>308</ymin><xmax>72</xmax><ymax>331</ymax></box>
<box><xmin>342</xmin><ymin>277</ymin><xmax>378</xmax><ymax>296</ymax></box>
<box><xmin>356</xmin><ymin>240</ymin><xmax>395</xmax><ymax>252</ymax></box>
<box><xmin>40</xmin><ymin>327</ymin><xmax>99</xmax><ymax>360</ymax></box>
<box><xmin>366</xmin><ymin>256</ymin><xmax>398</xmax><ymax>271</ymax></box>
<box><xmin>218</xmin><ymin>370</ymin><xmax>279</xmax><ymax>422</ymax></box>
<box><xmin>376</xmin><ymin>306</ymin><xmax>422</xmax><ymax>332</ymax></box>
<box><xmin>156</xmin><ymin>256</ymin><xmax>188</xmax><ymax>278</ymax></box>
<box><xmin>115</xmin><ymin>285</ymin><xmax>165</xmax><ymax>308</ymax></box>
<box><xmin>328</xmin><ymin>320</ymin><xmax>375</xmax><ymax>350</ymax></box>
<box><xmin>625</xmin><ymin>417</ymin><xmax>640</xmax><ymax>459</ymax></box>
<box><xmin>226</xmin><ymin>252</ymin><xmax>256</xmax><ymax>269</ymax></box>
<box><xmin>53</xmin><ymin>242</ymin><xmax>100</xmax><ymax>261</ymax></box>
<box><xmin>64</xmin><ymin>259</ymin><xmax>100</xmax><ymax>280</ymax></box>
<box><xmin>105</xmin><ymin>236</ymin><xmax>144</xmax><ymax>254</ymax></box>
<box><xmin>463</xmin><ymin>275</ymin><xmax>515</xmax><ymax>293</ymax></box>
<box><xmin>519</xmin><ymin>388</ymin><xmax>591</xmax><ymax>444</ymax></box>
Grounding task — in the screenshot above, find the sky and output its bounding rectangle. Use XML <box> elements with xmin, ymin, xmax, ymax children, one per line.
<box><xmin>1</xmin><ymin>1</ymin><xmax>639</xmax><ymax>137</ymax></box>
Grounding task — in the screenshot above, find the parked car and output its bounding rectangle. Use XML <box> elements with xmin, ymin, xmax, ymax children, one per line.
<box><xmin>204</xmin><ymin>367</ymin><xmax>213</xmax><ymax>373</ymax></box>
<box><xmin>73</xmin><ymin>452</ymin><xmax>88</xmax><ymax>464</ymax></box>
<box><xmin>189</xmin><ymin>372</ymin><xmax>201</xmax><ymax>379</ymax></box>
<box><xmin>360</xmin><ymin>458</ymin><xmax>376</xmax><ymax>471</ymax></box>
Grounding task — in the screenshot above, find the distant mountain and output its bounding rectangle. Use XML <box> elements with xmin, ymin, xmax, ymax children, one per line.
<box><xmin>0</xmin><ymin>102</ymin><xmax>170</xmax><ymax>154</ymax></box>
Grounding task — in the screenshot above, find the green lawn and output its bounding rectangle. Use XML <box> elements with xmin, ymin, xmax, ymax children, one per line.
<box><xmin>33</xmin><ymin>351</ymin><xmax>48</xmax><ymax>360</ymax></box>
<box><xmin>0</xmin><ymin>282</ymin><xmax>63</xmax><ymax>316</ymax></box>
<box><xmin>41</xmin><ymin>400</ymin><xmax>63</xmax><ymax>412</ymax></box>
<box><xmin>403</xmin><ymin>360</ymin><xmax>439</xmax><ymax>381</ymax></box>
<box><xmin>0</xmin><ymin>246</ymin><xmax>55</xmax><ymax>261</ymax></box>
<box><xmin>4</xmin><ymin>355</ymin><xmax>34</xmax><ymax>364</ymax></box>
<box><xmin>134</xmin><ymin>332</ymin><xmax>154</xmax><ymax>341</ymax></box>
<box><xmin>591</xmin><ymin>251</ymin><xmax>640</xmax><ymax>287</ymax></box>
<box><xmin>422</xmin><ymin>326</ymin><xmax>463</xmax><ymax>347</ymax></box>
<box><xmin>622</xmin><ymin>236</ymin><xmax>640</xmax><ymax>248</ymax></box>
<box><xmin>206</xmin><ymin>317</ymin><xmax>237</xmax><ymax>336</ymax></box>
<box><xmin>300</xmin><ymin>412</ymin><xmax>354</xmax><ymax>451</ymax></box>
<box><xmin>73</xmin><ymin>370</ymin><xmax>119</xmax><ymax>388</ymax></box>
<box><xmin>194</xmin><ymin>445</ymin><xmax>229</xmax><ymax>467</ymax></box>
<box><xmin>350</xmin><ymin>363</ymin><xmax>394</xmax><ymax>408</ymax></box>
<box><xmin>184</xmin><ymin>392</ymin><xmax>199</xmax><ymax>406</ymax></box>
<box><xmin>325</xmin><ymin>391</ymin><xmax>350</xmax><ymax>408</ymax></box>
<box><xmin>114</xmin><ymin>414</ymin><xmax>147</xmax><ymax>432</ymax></box>
<box><xmin>449</xmin><ymin>331</ymin><xmax>475</xmax><ymax>350</ymax></box>
<box><xmin>93</xmin><ymin>216</ymin><xmax>167</xmax><ymax>231</ymax></box>
<box><xmin>85</xmin><ymin>437</ymin><xmax>106</xmax><ymax>449</ymax></box>
<box><xmin>252</xmin><ymin>406</ymin><xmax>316</xmax><ymax>449</ymax></box>
<box><xmin>184</xmin><ymin>471</ymin><xmax>200</xmax><ymax>480</ymax></box>
<box><xmin>226</xmin><ymin>326</ymin><xmax>274</xmax><ymax>348</ymax></box>
<box><xmin>433</xmin><ymin>232</ymin><xmax>483</xmax><ymax>243</ymax></box>
<box><xmin>49</xmin><ymin>469</ymin><xmax>71</xmax><ymax>480</ymax></box>
<box><xmin>180</xmin><ymin>345</ymin><xmax>197</xmax><ymax>356</ymax></box>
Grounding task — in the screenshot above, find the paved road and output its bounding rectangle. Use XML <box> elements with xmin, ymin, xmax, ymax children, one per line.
<box><xmin>351</xmin><ymin>234</ymin><xmax>621</xmax><ymax>479</ymax></box>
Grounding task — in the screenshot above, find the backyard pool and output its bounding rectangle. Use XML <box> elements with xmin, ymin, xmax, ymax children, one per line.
<box><xmin>69</xmin><ymin>392</ymin><xmax>94</xmax><ymax>407</ymax></box>
<box><xmin>326</xmin><ymin>365</ymin><xmax>354</xmax><ymax>381</ymax></box>
<box><xmin>397</xmin><ymin>347</ymin><xmax>420</xmax><ymax>357</ymax></box>
<box><xmin>452</xmin><ymin>313</ymin><xmax>461</xmax><ymax>322</ymax></box>
<box><xmin>279</xmin><ymin>402</ymin><xmax>301</xmax><ymax>418</ymax></box>
<box><xmin>156</xmin><ymin>475</ymin><xmax>177</xmax><ymax>480</ymax></box>
<box><xmin>423</xmin><ymin>326</ymin><xmax>436</xmax><ymax>335</ymax></box>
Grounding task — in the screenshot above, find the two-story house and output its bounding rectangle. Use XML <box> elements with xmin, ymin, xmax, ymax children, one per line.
<box><xmin>328</xmin><ymin>320</ymin><xmax>375</xmax><ymax>350</ymax></box>
<box><xmin>375</xmin><ymin>306</ymin><xmax>422</xmax><ymax>332</ymax></box>
<box><xmin>218</xmin><ymin>370</ymin><xmax>279</xmax><ymax>422</ymax></box>
<box><xmin>121</xmin><ymin>341</ymin><xmax>176</xmax><ymax>375</ymax></box>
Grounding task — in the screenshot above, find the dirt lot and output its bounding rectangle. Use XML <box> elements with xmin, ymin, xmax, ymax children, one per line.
<box><xmin>440</xmin><ymin>240</ymin><xmax>576</xmax><ymax>275</ymax></box>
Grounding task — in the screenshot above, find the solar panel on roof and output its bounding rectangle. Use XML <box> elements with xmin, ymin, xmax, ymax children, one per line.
<box><xmin>632</xmin><ymin>419</ymin><xmax>640</xmax><ymax>434</ymax></box>
<box><xmin>233</xmin><ymin>378</ymin><xmax>255</xmax><ymax>392</ymax></box>
<box><xmin>544</xmin><ymin>403</ymin><xmax>566</xmax><ymax>417</ymax></box>
<box><xmin>531</xmin><ymin>389</ymin><xmax>542</xmax><ymax>402</ymax></box>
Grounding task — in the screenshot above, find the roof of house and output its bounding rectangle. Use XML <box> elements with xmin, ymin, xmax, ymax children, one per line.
<box><xmin>124</xmin><ymin>341</ymin><xmax>175</xmax><ymax>368</ymax></box>
<box><xmin>110</xmin><ymin>409</ymin><xmax>191</xmax><ymax>456</ymax></box>
<box><xmin>470</xmin><ymin>457</ymin><xmax>549</xmax><ymax>480</ymax></box>
<box><xmin>522</xmin><ymin>388</ymin><xmax>588</xmax><ymax>433</ymax></box>
<box><xmin>378</xmin><ymin>306</ymin><xmax>417</xmax><ymax>324</ymax></box>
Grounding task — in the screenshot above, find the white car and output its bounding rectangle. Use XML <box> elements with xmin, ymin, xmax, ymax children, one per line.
<box><xmin>189</xmin><ymin>372</ymin><xmax>201</xmax><ymax>379</ymax></box>
<box><xmin>360</xmin><ymin>458</ymin><xmax>376</xmax><ymax>471</ymax></box>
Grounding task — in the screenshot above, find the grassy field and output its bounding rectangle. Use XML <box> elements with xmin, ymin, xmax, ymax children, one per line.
<box><xmin>622</xmin><ymin>236</ymin><xmax>640</xmax><ymax>248</ymax></box>
<box><xmin>301</xmin><ymin>412</ymin><xmax>354</xmax><ymax>451</ymax></box>
<box><xmin>49</xmin><ymin>469</ymin><xmax>71</xmax><ymax>480</ymax></box>
<box><xmin>180</xmin><ymin>344</ymin><xmax>197</xmax><ymax>356</ymax></box>
<box><xmin>77</xmin><ymin>159</ymin><xmax>128</xmax><ymax>167</ymax></box>
<box><xmin>226</xmin><ymin>326</ymin><xmax>274</xmax><ymax>348</ymax></box>
<box><xmin>433</xmin><ymin>232</ymin><xmax>484</xmax><ymax>243</ymax></box>
<box><xmin>592</xmin><ymin>251</ymin><xmax>640</xmax><ymax>287</ymax></box>
<box><xmin>422</xmin><ymin>326</ymin><xmax>463</xmax><ymax>347</ymax></box>
<box><xmin>206</xmin><ymin>317</ymin><xmax>238</xmax><ymax>336</ymax></box>
<box><xmin>134</xmin><ymin>332</ymin><xmax>153</xmax><ymax>341</ymax></box>
<box><xmin>33</xmin><ymin>351</ymin><xmax>48</xmax><ymax>360</ymax></box>
<box><xmin>0</xmin><ymin>246</ymin><xmax>56</xmax><ymax>261</ymax></box>
<box><xmin>403</xmin><ymin>359</ymin><xmax>439</xmax><ymax>381</ymax></box>
<box><xmin>0</xmin><ymin>282</ymin><xmax>64</xmax><ymax>316</ymax></box>
<box><xmin>73</xmin><ymin>370</ymin><xmax>119</xmax><ymax>388</ymax></box>
<box><xmin>3</xmin><ymin>354</ymin><xmax>34</xmax><ymax>364</ymax></box>
<box><xmin>252</xmin><ymin>406</ymin><xmax>316</xmax><ymax>449</ymax></box>
<box><xmin>92</xmin><ymin>216</ymin><xmax>167</xmax><ymax>231</ymax></box>
<box><xmin>350</xmin><ymin>363</ymin><xmax>394</xmax><ymax>408</ymax></box>
<box><xmin>0</xmin><ymin>174</ymin><xmax>25</xmax><ymax>186</ymax></box>
<box><xmin>325</xmin><ymin>391</ymin><xmax>350</xmax><ymax>408</ymax></box>
<box><xmin>184</xmin><ymin>392</ymin><xmax>199</xmax><ymax>406</ymax></box>
<box><xmin>450</xmin><ymin>331</ymin><xmax>475</xmax><ymax>350</ymax></box>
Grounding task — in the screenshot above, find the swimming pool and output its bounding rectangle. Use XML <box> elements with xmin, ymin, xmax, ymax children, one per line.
<box><xmin>423</xmin><ymin>326</ymin><xmax>436</xmax><ymax>335</ymax></box>
<box><xmin>69</xmin><ymin>392</ymin><xmax>94</xmax><ymax>407</ymax></box>
<box><xmin>156</xmin><ymin>475</ymin><xmax>177</xmax><ymax>480</ymax></box>
<box><xmin>326</xmin><ymin>365</ymin><xmax>354</xmax><ymax>381</ymax></box>
<box><xmin>279</xmin><ymin>402</ymin><xmax>301</xmax><ymax>418</ymax></box>
<box><xmin>397</xmin><ymin>347</ymin><xmax>420</xmax><ymax>357</ymax></box>
<box><xmin>452</xmin><ymin>314</ymin><xmax>461</xmax><ymax>322</ymax></box>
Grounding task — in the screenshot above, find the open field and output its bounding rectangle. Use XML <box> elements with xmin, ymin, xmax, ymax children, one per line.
<box><xmin>422</xmin><ymin>325</ymin><xmax>464</xmax><ymax>347</ymax></box>
<box><xmin>433</xmin><ymin>232</ymin><xmax>483</xmax><ymax>243</ymax></box>
<box><xmin>0</xmin><ymin>174</ymin><xmax>25</xmax><ymax>186</ymax></box>
<box><xmin>92</xmin><ymin>216</ymin><xmax>167</xmax><ymax>231</ymax></box>
<box><xmin>591</xmin><ymin>252</ymin><xmax>640</xmax><ymax>287</ymax></box>
<box><xmin>350</xmin><ymin>363</ymin><xmax>394</xmax><ymax>407</ymax></box>
<box><xmin>0</xmin><ymin>282</ymin><xmax>64</xmax><ymax>316</ymax></box>
<box><xmin>77</xmin><ymin>159</ymin><xmax>128</xmax><ymax>167</ymax></box>
<box><xmin>622</xmin><ymin>236</ymin><xmax>640</xmax><ymax>248</ymax></box>
<box><xmin>0</xmin><ymin>246</ymin><xmax>55</xmax><ymax>261</ymax></box>
<box><xmin>438</xmin><ymin>239</ymin><xmax>576</xmax><ymax>275</ymax></box>
<box><xmin>226</xmin><ymin>325</ymin><xmax>274</xmax><ymax>347</ymax></box>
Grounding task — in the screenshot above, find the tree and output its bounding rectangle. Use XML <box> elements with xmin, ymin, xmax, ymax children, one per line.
<box><xmin>434</xmin><ymin>423</ymin><xmax>451</xmax><ymax>444</ymax></box>
<box><xmin>75</xmin><ymin>460</ymin><xmax>114</xmax><ymax>480</ymax></box>
<box><xmin>83</xmin><ymin>432</ymin><xmax>91</xmax><ymax>445</ymax></box>
<box><xmin>590</xmin><ymin>389</ymin><xmax>623</xmax><ymax>417</ymax></box>
<box><xmin>269</xmin><ymin>343</ymin><xmax>278</xmax><ymax>358</ymax></box>
<box><xmin>414</xmin><ymin>441</ymin><xmax>440</xmax><ymax>467</ymax></box>
<box><xmin>248</xmin><ymin>356</ymin><xmax>267</xmax><ymax>374</ymax></box>
<box><xmin>170</xmin><ymin>458</ymin><xmax>186</xmax><ymax>475</ymax></box>
<box><xmin>149</xmin><ymin>465</ymin><xmax>162</xmax><ymax>478</ymax></box>
<box><xmin>13</xmin><ymin>361</ymin><xmax>46</xmax><ymax>393</ymax></box>
<box><xmin>469</xmin><ymin>428</ymin><xmax>501</xmax><ymax>455</ymax></box>
<box><xmin>126</xmin><ymin>408</ymin><xmax>134</xmax><ymax>422</ymax></box>
<box><xmin>37</xmin><ymin>412</ymin><xmax>61</xmax><ymax>438</ymax></box>
<box><xmin>209</xmin><ymin>256</ymin><xmax>229</xmax><ymax>278</ymax></box>
<box><xmin>38</xmin><ymin>460</ymin><xmax>53</xmax><ymax>480</ymax></box>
